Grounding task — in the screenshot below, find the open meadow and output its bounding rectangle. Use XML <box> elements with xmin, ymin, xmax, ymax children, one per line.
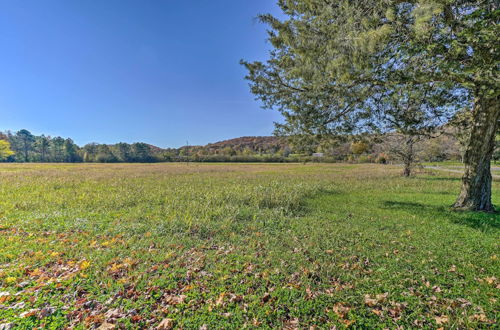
<box><xmin>0</xmin><ymin>163</ymin><xmax>498</xmax><ymax>328</ymax></box>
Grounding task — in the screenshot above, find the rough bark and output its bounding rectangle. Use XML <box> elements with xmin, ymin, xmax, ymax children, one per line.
<box><xmin>401</xmin><ymin>137</ymin><xmax>415</xmax><ymax>177</ymax></box>
<box><xmin>403</xmin><ymin>162</ymin><xmax>411</xmax><ymax>177</ymax></box>
<box><xmin>454</xmin><ymin>95</ymin><xmax>499</xmax><ymax>212</ymax></box>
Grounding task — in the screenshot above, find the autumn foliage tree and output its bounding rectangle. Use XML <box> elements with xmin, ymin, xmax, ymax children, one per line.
<box><xmin>0</xmin><ymin>139</ymin><xmax>14</xmax><ymax>160</ymax></box>
<box><xmin>243</xmin><ymin>0</ymin><xmax>499</xmax><ymax>211</ymax></box>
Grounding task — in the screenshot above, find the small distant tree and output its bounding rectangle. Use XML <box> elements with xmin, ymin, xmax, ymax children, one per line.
<box><xmin>131</xmin><ymin>143</ymin><xmax>154</xmax><ymax>162</ymax></box>
<box><xmin>64</xmin><ymin>138</ymin><xmax>80</xmax><ymax>162</ymax></box>
<box><xmin>351</xmin><ymin>142</ymin><xmax>369</xmax><ymax>156</ymax></box>
<box><xmin>35</xmin><ymin>136</ymin><xmax>50</xmax><ymax>162</ymax></box>
<box><xmin>15</xmin><ymin>129</ymin><xmax>35</xmax><ymax>162</ymax></box>
<box><xmin>374</xmin><ymin>84</ymin><xmax>453</xmax><ymax>176</ymax></box>
<box><xmin>222</xmin><ymin>146</ymin><xmax>236</xmax><ymax>156</ymax></box>
<box><xmin>96</xmin><ymin>144</ymin><xmax>117</xmax><ymax>163</ymax></box>
<box><xmin>82</xmin><ymin>143</ymin><xmax>98</xmax><ymax>162</ymax></box>
<box><xmin>448</xmin><ymin>109</ymin><xmax>474</xmax><ymax>163</ymax></box>
<box><xmin>51</xmin><ymin>137</ymin><xmax>66</xmax><ymax>162</ymax></box>
<box><xmin>114</xmin><ymin>143</ymin><xmax>132</xmax><ymax>162</ymax></box>
<box><xmin>0</xmin><ymin>140</ymin><xmax>14</xmax><ymax>160</ymax></box>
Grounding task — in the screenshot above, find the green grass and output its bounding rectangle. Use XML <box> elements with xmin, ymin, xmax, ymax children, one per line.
<box><xmin>0</xmin><ymin>163</ymin><xmax>498</xmax><ymax>328</ymax></box>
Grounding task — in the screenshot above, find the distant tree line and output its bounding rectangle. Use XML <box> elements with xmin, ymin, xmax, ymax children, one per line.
<box><xmin>0</xmin><ymin>130</ymin><xmax>164</xmax><ymax>163</ymax></box>
<box><xmin>1</xmin><ymin>129</ymin><xmax>498</xmax><ymax>165</ymax></box>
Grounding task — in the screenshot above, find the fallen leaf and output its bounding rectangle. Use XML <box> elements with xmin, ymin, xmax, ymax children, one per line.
<box><xmin>364</xmin><ymin>295</ymin><xmax>378</xmax><ymax>307</ymax></box>
<box><xmin>40</xmin><ymin>307</ymin><xmax>56</xmax><ymax>318</ymax></box>
<box><xmin>157</xmin><ymin>318</ymin><xmax>174</xmax><ymax>329</ymax></box>
<box><xmin>364</xmin><ymin>293</ymin><xmax>388</xmax><ymax>307</ymax></box>
<box><xmin>0</xmin><ymin>292</ymin><xmax>10</xmax><ymax>304</ymax></box>
<box><xmin>104</xmin><ymin>308</ymin><xmax>123</xmax><ymax>320</ymax></box>
<box><xmin>434</xmin><ymin>315</ymin><xmax>449</xmax><ymax>325</ymax></box>
<box><xmin>79</xmin><ymin>260</ymin><xmax>91</xmax><ymax>270</ymax></box>
<box><xmin>97</xmin><ymin>322</ymin><xmax>115</xmax><ymax>330</ymax></box>
<box><xmin>216</xmin><ymin>292</ymin><xmax>226</xmax><ymax>306</ymax></box>
<box><xmin>20</xmin><ymin>309</ymin><xmax>38</xmax><ymax>318</ymax></box>
<box><xmin>164</xmin><ymin>294</ymin><xmax>187</xmax><ymax>305</ymax></box>
<box><xmin>283</xmin><ymin>318</ymin><xmax>299</xmax><ymax>330</ymax></box>
<box><xmin>131</xmin><ymin>315</ymin><xmax>142</xmax><ymax>323</ymax></box>
<box><xmin>332</xmin><ymin>303</ymin><xmax>351</xmax><ymax>318</ymax></box>
<box><xmin>470</xmin><ymin>314</ymin><xmax>488</xmax><ymax>322</ymax></box>
<box><xmin>29</xmin><ymin>268</ymin><xmax>43</xmax><ymax>277</ymax></box>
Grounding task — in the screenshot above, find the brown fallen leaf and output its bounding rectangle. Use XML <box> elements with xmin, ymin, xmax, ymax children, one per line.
<box><xmin>332</xmin><ymin>303</ymin><xmax>351</xmax><ymax>318</ymax></box>
<box><xmin>262</xmin><ymin>292</ymin><xmax>271</xmax><ymax>303</ymax></box>
<box><xmin>364</xmin><ymin>293</ymin><xmax>388</xmax><ymax>307</ymax></box>
<box><xmin>157</xmin><ymin>318</ymin><xmax>174</xmax><ymax>330</ymax></box>
<box><xmin>283</xmin><ymin>318</ymin><xmax>299</xmax><ymax>330</ymax></box>
<box><xmin>0</xmin><ymin>292</ymin><xmax>10</xmax><ymax>304</ymax></box>
<box><xmin>364</xmin><ymin>296</ymin><xmax>378</xmax><ymax>307</ymax></box>
<box><xmin>97</xmin><ymin>322</ymin><xmax>115</xmax><ymax>330</ymax></box>
<box><xmin>164</xmin><ymin>294</ymin><xmax>187</xmax><ymax>305</ymax></box>
<box><xmin>216</xmin><ymin>292</ymin><xmax>226</xmax><ymax>306</ymax></box>
<box><xmin>131</xmin><ymin>315</ymin><xmax>142</xmax><ymax>323</ymax></box>
<box><xmin>432</xmin><ymin>286</ymin><xmax>442</xmax><ymax>293</ymax></box>
<box><xmin>434</xmin><ymin>315</ymin><xmax>449</xmax><ymax>325</ymax></box>
<box><xmin>470</xmin><ymin>313</ymin><xmax>488</xmax><ymax>322</ymax></box>
<box><xmin>104</xmin><ymin>308</ymin><xmax>122</xmax><ymax>319</ymax></box>
<box><xmin>376</xmin><ymin>293</ymin><xmax>388</xmax><ymax>302</ymax></box>
<box><xmin>20</xmin><ymin>309</ymin><xmax>38</xmax><ymax>318</ymax></box>
<box><xmin>253</xmin><ymin>318</ymin><xmax>262</xmax><ymax>326</ymax></box>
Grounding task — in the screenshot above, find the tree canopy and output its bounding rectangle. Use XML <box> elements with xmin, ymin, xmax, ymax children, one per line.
<box><xmin>243</xmin><ymin>0</ymin><xmax>499</xmax><ymax>211</ymax></box>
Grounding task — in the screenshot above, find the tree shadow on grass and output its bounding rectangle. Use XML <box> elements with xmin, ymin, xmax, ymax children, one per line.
<box><xmin>382</xmin><ymin>200</ymin><xmax>500</xmax><ymax>232</ymax></box>
<box><xmin>419</xmin><ymin>176</ymin><xmax>461</xmax><ymax>182</ymax></box>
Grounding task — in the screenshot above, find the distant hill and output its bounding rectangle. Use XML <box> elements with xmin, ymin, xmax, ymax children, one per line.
<box><xmin>205</xmin><ymin>136</ymin><xmax>286</xmax><ymax>150</ymax></box>
<box><xmin>173</xmin><ymin>136</ymin><xmax>289</xmax><ymax>157</ymax></box>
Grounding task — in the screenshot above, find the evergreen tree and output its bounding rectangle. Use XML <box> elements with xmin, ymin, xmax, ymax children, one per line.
<box><xmin>14</xmin><ymin>129</ymin><xmax>35</xmax><ymax>162</ymax></box>
<box><xmin>35</xmin><ymin>135</ymin><xmax>50</xmax><ymax>162</ymax></box>
<box><xmin>114</xmin><ymin>143</ymin><xmax>132</xmax><ymax>162</ymax></box>
<box><xmin>64</xmin><ymin>138</ymin><xmax>80</xmax><ymax>162</ymax></box>
<box><xmin>243</xmin><ymin>0</ymin><xmax>499</xmax><ymax>211</ymax></box>
<box><xmin>131</xmin><ymin>143</ymin><xmax>154</xmax><ymax>162</ymax></box>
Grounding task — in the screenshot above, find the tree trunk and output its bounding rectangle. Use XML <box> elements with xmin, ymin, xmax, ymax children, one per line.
<box><xmin>454</xmin><ymin>95</ymin><xmax>499</xmax><ymax>212</ymax></box>
<box><xmin>403</xmin><ymin>164</ymin><xmax>411</xmax><ymax>177</ymax></box>
<box><xmin>402</xmin><ymin>137</ymin><xmax>414</xmax><ymax>177</ymax></box>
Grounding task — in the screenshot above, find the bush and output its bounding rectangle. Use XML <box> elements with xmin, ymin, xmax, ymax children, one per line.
<box><xmin>358</xmin><ymin>155</ymin><xmax>370</xmax><ymax>163</ymax></box>
<box><xmin>376</xmin><ymin>154</ymin><xmax>388</xmax><ymax>164</ymax></box>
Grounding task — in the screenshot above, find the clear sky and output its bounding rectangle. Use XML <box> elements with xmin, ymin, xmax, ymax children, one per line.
<box><xmin>0</xmin><ymin>0</ymin><xmax>283</xmax><ymax>147</ymax></box>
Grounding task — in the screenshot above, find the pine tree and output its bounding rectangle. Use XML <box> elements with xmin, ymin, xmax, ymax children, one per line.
<box><xmin>243</xmin><ymin>0</ymin><xmax>499</xmax><ymax>211</ymax></box>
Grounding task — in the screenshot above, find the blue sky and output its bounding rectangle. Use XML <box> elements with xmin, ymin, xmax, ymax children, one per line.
<box><xmin>0</xmin><ymin>1</ymin><xmax>282</xmax><ymax>147</ymax></box>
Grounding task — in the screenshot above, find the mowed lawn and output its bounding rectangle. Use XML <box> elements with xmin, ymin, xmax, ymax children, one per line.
<box><xmin>0</xmin><ymin>163</ymin><xmax>498</xmax><ymax>329</ymax></box>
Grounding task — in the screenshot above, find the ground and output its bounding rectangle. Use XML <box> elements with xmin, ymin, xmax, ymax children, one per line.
<box><xmin>0</xmin><ymin>163</ymin><xmax>498</xmax><ymax>329</ymax></box>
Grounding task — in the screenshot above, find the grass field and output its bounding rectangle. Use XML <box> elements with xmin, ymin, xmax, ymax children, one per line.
<box><xmin>0</xmin><ymin>163</ymin><xmax>498</xmax><ymax>329</ymax></box>
<box><xmin>424</xmin><ymin>161</ymin><xmax>500</xmax><ymax>175</ymax></box>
